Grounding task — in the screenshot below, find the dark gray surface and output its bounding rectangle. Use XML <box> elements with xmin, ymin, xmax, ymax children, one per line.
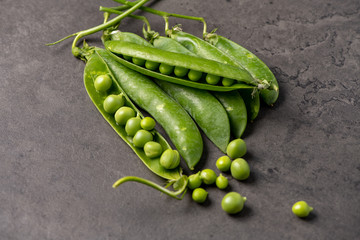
<box><xmin>1</xmin><ymin>0</ymin><xmax>359</xmax><ymax>239</ymax></box>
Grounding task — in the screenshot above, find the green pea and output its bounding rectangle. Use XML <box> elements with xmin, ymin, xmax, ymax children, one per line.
<box><xmin>230</xmin><ymin>158</ymin><xmax>250</xmax><ymax>181</ymax></box>
<box><xmin>160</xmin><ymin>149</ymin><xmax>180</xmax><ymax>169</ymax></box>
<box><xmin>200</xmin><ymin>169</ymin><xmax>217</xmax><ymax>185</ymax></box>
<box><xmin>174</xmin><ymin>66</ymin><xmax>188</xmax><ymax>77</ymax></box>
<box><xmin>292</xmin><ymin>201</ymin><xmax>313</xmax><ymax>218</ymax></box>
<box><xmin>188</xmin><ymin>70</ymin><xmax>202</xmax><ymax>81</ymax></box>
<box><xmin>140</xmin><ymin>117</ymin><xmax>156</xmax><ymax>131</ymax></box>
<box><xmin>103</xmin><ymin>94</ymin><xmax>125</xmax><ymax>114</ymax></box>
<box><xmin>226</xmin><ymin>138</ymin><xmax>247</xmax><ymax>159</ymax></box>
<box><xmin>188</xmin><ymin>172</ymin><xmax>202</xmax><ymax>190</ymax></box>
<box><xmin>94</xmin><ymin>74</ymin><xmax>112</xmax><ymax>92</ymax></box>
<box><xmin>143</xmin><ymin>141</ymin><xmax>163</xmax><ymax>158</ymax></box>
<box><xmin>159</xmin><ymin>63</ymin><xmax>174</xmax><ymax>75</ymax></box>
<box><xmin>133</xmin><ymin>129</ymin><xmax>153</xmax><ymax>148</ymax></box>
<box><xmin>123</xmin><ymin>55</ymin><xmax>132</xmax><ymax>61</ymax></box>
<box><xmin>125</xmin><ymin>117</ymin><xmax>142</xmax><ymax>137</ymax></box>
<box><xmin>145</xmin><ymin>61</ymin><xmax>160</xmax><ymax>70</ymax></box>
<box><xmin>216</xmin><ymin>174</ymin><xmax>229</xmax><ymax>190</ymax></box>
<box><xmin>115</xmin><ymin>106</ymin><xmax>136</xmax><ymax>125</ymax></box>
<box><xmin>216</xmin><ymin>156</ymin><xmax>232</xmax><ymax>172</ymax></box>
<box><xmin>132</xmin><ymin>57</ymin><xmax>146</xmax><ymax>66</ymax></box>
<box><xmin>192</xmin><ymin>188</ymin><xmax>208</xmax><ymax>203</ymax></box>
<box><xmin>222</xmin><ymin>78</ymin><xmax>235</xmax><ymax>87</ymax></box>
<box><xmin>205</xmin><ymin>74</ymin><xmax>220</xmax><ymax>85</ymax></box>
<box><xmin>221</xmin><ymin>192</ymin><xmax>247</xmax><ymax>214</ymax></box>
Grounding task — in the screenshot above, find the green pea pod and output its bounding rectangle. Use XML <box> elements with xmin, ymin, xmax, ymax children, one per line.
<box><xmin>168</xmin><ymin>29</ymin><xmax>262</xmax><ymax>120</ymax></box>
<box><xmin>213</xmin><ymin>91</ymin><xmax>247</xmax><ymax>138</ymax></box>
<box><xmin>239</xmin><ymin>88</ymin><xmax>260</xmax><ymax>121</ymax></box>
<box><xmin>205</xmin><ymin>33</ymin><xmax>279</xmax><ymax>106</ymax></box>
<box><xmin>97</xmin><ymin>48</ymin><xmax>203</xmax><ymax>170</ymax></box>
<box><xmin>151</xmin><ymin>36</ymin><xmax>230</xmax><ymax>152</ymax></box>
<box><xmin>83</xmin><ymin>48</ymin><xmax>180</xmax><ymax>180</ymax></box>
<box><xmin>103</xmin><ymin>29</ymin><xmax>153</xmax><ymax>47</ymax></box>
<box><xmin>104</xmin><ymin>41</ymin><xmax>262</xmax><ymax>90</ymax></box>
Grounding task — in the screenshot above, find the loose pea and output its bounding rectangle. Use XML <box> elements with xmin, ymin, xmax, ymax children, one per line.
<box><xmin>216</xmin><ymin>156</ymin><xmax>232</xmax><ymax>172</ymax></box>
<box><xmin>205</xmin><ymin>74</ymin><xmax>221</xmax><ymax>85</ymax></box>
<box><xmin>174</xmin><ymin>66</ymin><xmax>188</xmax><ymax>77</ymax></box>
<box><xmin>216</xmin><ymin>174</ymin><xmax>229</xmax><ymax>190</ymax></box>
<box><xmin>160</xmin><ymin>149</ymin><xmax>180</xmax><ymax>169</ymax></box>
<box><xmin>292</xmin><ymin>201</ymin><xmax>313</xmax><ymax>218</ymax></box>
<box><xmin>123</xmin><ymin>55</ymin><xmax>132</xmax><ymax>61</ymax></box>
<box><xmin>221</xmin><ymin>192</ymin><xmax>247</xmax><ymax>214</ymax></box>
<box><xmin>143</xmin><ymin>141</ymin><xmax>163</xmax><ymax>158</ymax></box>
<box><xmin>145</xmin><ymin>61</ymin><xmax>160</xmax><ymax>70</ymax></box>
<box><xmin>188</xmin><ymin>70</ymin><xmax>203</xmax><ymax>81</ymax></box>
<box><xmin>159</xmin><ymin>63</ymin><xmax>174</xmax><ymax>75</ymax></box>
<box><xmin>94</xmin><ymin>74</ymin><xmax>112</xmax><ymax>92</ymax></box>
<box><xmin>103</xmin><ymin>94</ymin><xmax>125</xmax><ymax>114</ymax></box>
<box><xmin>230</xmin><ymin>158</ymin><xmax>250</xmax><ymax>180</ymax></box>
<box><xmin>125</xmin><ymin>117</ymin><xmax>142</xmax><ymax>137</ymax></box>
<box><xmin>200</xmin><ymin>169</ymin><xmax>217</xmax><ymax>185</ymax></box>
<box><xmin>115</xmin><ymin>106</ymin><xmax>136</xmax><ymax>125</ymax></box>
<box><xmin>192</xmin><ymin>188</ymin><xmax>208</xmax><ymax>203</ymax></box>
<box><xmin>226</xmin><ymin>138</ymin><xmax>247</xmax><ymax>159</ymax></box>
<box><xmin>222</xmin><ymin>78</ymin><xmax>235</xmax><ymax>87</ymax></box>
<box><xmin>140</xmin><ymin>117</ymin><xmax>156</xmax><ymax>131</ymax></box>
<box><xmin>188</xmin><ymin>172</ymin><xmax>202</xmax><ymax>190</ymax></box>
<box><xmin>133</xmin><ymin>129</ymin><xmax>153</xmax><ymax>148</ymax></box>
<box><xmin>132</xmin><ymin>57</ymin><xmax>146</xmax><ymax>66</ymax></box>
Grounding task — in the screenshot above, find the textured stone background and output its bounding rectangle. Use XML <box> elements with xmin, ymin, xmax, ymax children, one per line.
<box><xmin>1</xmin><ymin>0</ymin><xmax>359</xmax><ymax>239</ymax></box>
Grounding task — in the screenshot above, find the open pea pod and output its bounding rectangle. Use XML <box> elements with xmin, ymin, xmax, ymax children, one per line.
<box><xmin>83</xmin><ymin>48</ymin><xmax>181</xmax><ymax>180</ymax></box>
<box><xmin>104</xmin><ymin>40</ymin><xmax>261</xmax><ymax>91</ymax></box>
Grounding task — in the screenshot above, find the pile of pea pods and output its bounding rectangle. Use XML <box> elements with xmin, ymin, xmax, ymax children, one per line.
<box><xmin>49</xmin><ymin>0</ymin><xmax>316</xmax><ymax>217</ymax></box>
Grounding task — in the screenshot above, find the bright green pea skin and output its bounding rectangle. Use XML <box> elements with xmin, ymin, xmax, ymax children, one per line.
<box><xmin>143</xmin><ymin>141</ymin><xmax>163</xmax><ymax>158</ymax></box>
<box><xmin>222</xmin><ymin>78</ymin><xmax>235</xmax><ymax>87</ymax></box>
<box><xmin>206</xmin><ymin>74</ymin><xmax>220</xmax><ymax>85</ymax></box>
<box><xmin>231</xmin><ymin>158</ymin><xmax>250</xmax><ymax>181</ymax></box>
<box><xmin>115</xmin><ymin>106</ymin><xmax>136</xmax><ymax>125</ymax></box>
<box><xmin>192</xmin><ymin>188</ymin><xmax>208</xmax><ymax>203</ymax></box>
<box><xmin>125</xmin><ymin>117</ymin><xmax>142</xmax><ymax>137</ymax></box>
<box><xmin>140</xmin><ymin>117</ymin><xmax>156</xmax><ymax>131</ymax></box>
<box><xmin>160</xmin><ymin>149</ymin><xmax>180</xmax><ymax>169</ymax></box>
<box><xmin>132</xmin><ymin>57</ymin><xmax>146</xmax><ymax>66</ymax></box>
<box><xmin>188</xmin><ymin>69</ymin><xmax>202</xmax><ymax>81</ymax></box>
<box><xmin>145</xmin><ymin>61</ymin><xmax>160</xmax><ymax>70</ymax></box>
<box><xmin>188</xmin><ymin>172</ymin><xmax>202</xmax><ymax>190</ymax></box>
<box><xmin>159</xmin><ymin>63</ymin><xmax>174</xmax><ymax>75</ymax></box>
<box><xmin>103</xmin><ymin>94</ymin><xmax>125</xmax><ymax>114</ymax></box>
<box><xmin>221</xmin><ymin>192</ymin><xmax>247</xmax><ymax>214</ymax></box>
<box><xmin>94</xmin><ymin>74</ymin><xmax>112</xmax><ymax>92</ymax></box>
<box><xmin>200</xmin><ymin>169</ymin><xmax>217</xmax><ymax>185</ymax></box>
<box><xmin>216</xmin><ymin>174</ymin><xmax>229</xmax><ymax>190</ymax></box>
<box><xmin>123</xmin><ymin>55</ymin><xmax>132</xmax><ymax>61</ymax></box>
<box><xmin>174</xmin><ymin>66</ymin><xmax>188</xmax><ymax>77</ymax></box>
<box><xmin>216</xmin><ymin>156</ymin><xmax>232</xmax><ymax>172</ymax></box>
<box><xmin>292</xmin><ymin>201</ymin><xmax>313</xmax><ymax>218</ymax></box>
<box><xmin>227</xmin><ymin>138</ymin><xmax>247</xmax><ymax>159</ymax></box>
<box><xmin>133</xmin><ymin>129</ymin><xmax>153</xmax><ymax>148</ymax></box>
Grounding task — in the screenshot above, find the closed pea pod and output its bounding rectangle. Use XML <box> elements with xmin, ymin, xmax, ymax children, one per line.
<box><xmin>151</xmin><ymin>36</ymin><xmax>230</xmax><ymax>152</ymax></box>
<box><xmin>98</xmin><ymin>48</ymin><xmax>203</xmax><ymax>170</ymax></box>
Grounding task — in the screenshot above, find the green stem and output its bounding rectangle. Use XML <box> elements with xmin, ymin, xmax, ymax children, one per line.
<box><xmin>112</xmin><ymin>0</ymin><xmax>207</xmax><ymax>35</ymax></box>
<box><xmin>71</xmin><ymin>0</ymin><xmax>149</xmax><ymax>57</ymax></box>
<box><xmin>100</xmin><ymin>6</ymin><xmax>152</xmax><ymax>32</ymax></box>
<box><xmin>113</xmin><ymin>176</ymin><xmax>188</xmax><ymax>200</ymax></box>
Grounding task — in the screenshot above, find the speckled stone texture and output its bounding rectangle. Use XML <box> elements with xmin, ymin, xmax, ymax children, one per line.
<box><xmin>0</xmin><ymin>0</ymin><xmax>359</xmax><ymax>239</ymax></box>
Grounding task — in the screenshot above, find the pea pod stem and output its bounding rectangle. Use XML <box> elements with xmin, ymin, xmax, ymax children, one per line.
<box><xmin>111</xmin><ymin>0</ymin><xmax>207</xmax><ymax>35</ymax></box>
<box><xmin>113</xmin><ymin>176</ymin><xmax>188</xmax><ymax>200</ymax></box>
<box><xmin>99</xmin><ymin>6</ymin><xmax>152</xmax><ymax>32</ymax></box>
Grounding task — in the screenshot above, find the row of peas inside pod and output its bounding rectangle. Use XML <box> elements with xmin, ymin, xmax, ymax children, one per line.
<box><xmin>186</xmin><ymin>138</ymin><xmax>249</xmax><ymax>214</ymax></box>
<box><xmin>94</xmin><ymin>74</ymin><xmax>180</xmax><ymax>170</ymax></box>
